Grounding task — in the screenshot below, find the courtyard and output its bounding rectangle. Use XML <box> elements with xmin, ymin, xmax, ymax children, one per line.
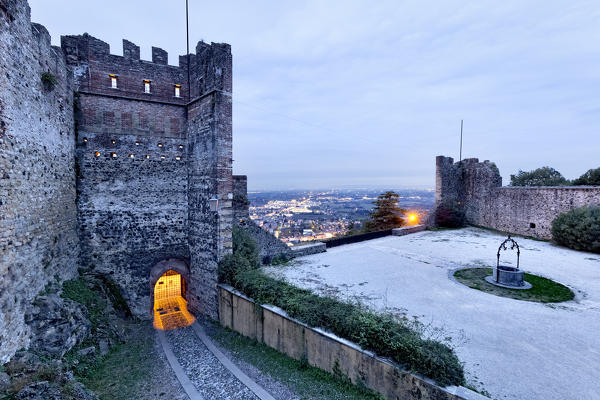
<box><xmin>264</xmin><ymin>227</ymin><xmax>600</xmax><ymax>400</ymax></box>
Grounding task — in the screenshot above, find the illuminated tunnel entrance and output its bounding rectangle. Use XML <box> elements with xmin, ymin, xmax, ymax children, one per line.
<box><xmin>153</xmin><ymin>270</ymin><xmax>195</xmax><ymax>330</ymax></box>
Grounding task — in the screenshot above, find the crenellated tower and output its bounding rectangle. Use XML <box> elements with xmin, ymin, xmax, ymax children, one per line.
<box><xmin>60</xmin><ymin>33</ymin><xmax>233</xmax><ymax>319</ymax></box>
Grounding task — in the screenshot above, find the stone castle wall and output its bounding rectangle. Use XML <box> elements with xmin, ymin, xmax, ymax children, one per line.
<box><xmin>0</xmin><ymin>1</ymin><xmax>79</xmax><ymax>362</ymax></box>
<box><xmin>233</xmin><ymin>175</ymin><xmax>249</xmax><ymax>222</ymax></box>
<box><xmin>61</xmin><ymin>34</ymin><xmax>233</xmax><ymax>319</ymax></box>
<box><xmin>186</xmin><ymin>91</ymin><xmax>233</xmax><ymax>318</ymax></box>
<box><xmin>0</xmin><ymin>0</ymin><xmax>235</xmax><ymax>362</ymax></box>
<box><xmin>63</xmin><ymin>35</ymin><xmax>191</xmax><ymax>317</ymax></box>
<box><xmin>185</xmin><ymin>40</ymin><xmax>233</xmax><ymax>317</ymax></box>
<box><xmin>231</xmin><ymin>175</ymin><xmax>292</xmax><ymax>262</ymax></box>
<box><xmin>435</xmin><ymin>156</ymin><xmax>600</xmax><ymax>239</ymax></box>
<box><xmin>474</xmin><ymin>186</ymin><xmax>600</xmax><ymax>239</ymax></box>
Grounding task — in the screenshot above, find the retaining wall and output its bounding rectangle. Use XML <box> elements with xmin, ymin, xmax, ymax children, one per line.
<box><xmin>218</xmin><ymin>285</ymin><xmax>483</xmax><ymax>400</ymax></box>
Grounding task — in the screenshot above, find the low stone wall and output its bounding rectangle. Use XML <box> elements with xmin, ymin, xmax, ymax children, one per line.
<box><xmin>218</xmin><ymin>285</ymin><xmax>484</xmax><ymax>400</ymax></box>
<box><xmin>290</xmin><ymin>242</ymin><xmax>326</xmax><ymax>257</ymax></box>
<box><xmin>324</xmin><ymin>229</ymin><xmax>393</xmax><ymax>248</ymax></box>
<box><xmin>392</xmin><ymin>224</ymin><xmax>426</xmax><ymax>236</ymax></box>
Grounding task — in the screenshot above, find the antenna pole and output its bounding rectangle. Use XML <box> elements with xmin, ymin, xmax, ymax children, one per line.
<box><xmin>186</xmin><ymin>0</ymin><xmax>191</xmax><ymax>100</ymax></box>
<box><xmin>459</xmin><ymin>119</ymin><xmax>463</xmax><ymax>162</ymax></box>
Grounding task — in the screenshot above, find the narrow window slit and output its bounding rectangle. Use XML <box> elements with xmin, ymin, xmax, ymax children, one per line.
<box><xmin>143</xmin><ymin>79</ymin><xmax>151</xmax><ymax>94</ymax></box>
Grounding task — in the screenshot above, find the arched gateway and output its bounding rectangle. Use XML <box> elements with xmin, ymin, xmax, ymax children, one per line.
<box><xmin>149</xmin><ymin>259</ymin><xmax>195</xmax><ymax>330</ymax></box>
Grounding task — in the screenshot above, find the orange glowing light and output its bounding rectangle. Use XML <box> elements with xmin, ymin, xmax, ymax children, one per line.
<box><xmin>153</xmin><ymin>270</ymin><xmax>195</xmax><ymax>331</ymax></box>
<box><xmin>407</xmin><ymin>213</ymin><xmax>419</xmax><ymax>225</ymax></box>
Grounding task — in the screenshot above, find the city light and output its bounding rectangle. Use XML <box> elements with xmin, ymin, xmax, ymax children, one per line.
<box><xmin>249</xmin><ymin>190</ymin><xmax>432</xmax><ymax>245</ymax></box>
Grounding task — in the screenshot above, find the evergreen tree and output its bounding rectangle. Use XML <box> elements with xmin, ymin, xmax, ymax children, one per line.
<box><xmin>364</xmin><ymin>191</ymin><xmax>406</xmax><ymax>232</ymax></box>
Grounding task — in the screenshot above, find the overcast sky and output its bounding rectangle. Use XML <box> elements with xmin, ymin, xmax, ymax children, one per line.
<box><xmin>30</xmin><ymin>0</ymin><xmax>600</xmax><ymax>190</ymax></box>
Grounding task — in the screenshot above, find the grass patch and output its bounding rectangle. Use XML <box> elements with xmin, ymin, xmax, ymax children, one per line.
<box><xmin>75</xmin><ymin>325</ymin><xmax>155</xmax><ymax>400</ymax></box>
<box><xmin>454</xmin><ymin>268</ymin><xmax>574</xmax><ymax>303</ymax></box>
<box><xmin>61</xmin><ymin>278</ymin><xmax>107</xmax><ymax>331</ymax></box>
<box><xmin>208</xmin><ymin>322</ymin><xmax>384</xmax><ymax>400</ymax></box>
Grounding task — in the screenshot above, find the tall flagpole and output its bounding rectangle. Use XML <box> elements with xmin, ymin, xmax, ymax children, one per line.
<box><xmin>186</xmin><ymin>0</ymin><xmax>191</xmax><ymax>100</ymax></box>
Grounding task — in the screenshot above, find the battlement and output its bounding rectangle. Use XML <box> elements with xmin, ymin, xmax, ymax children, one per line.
<box><xmin>61</xmin><ymin>33</ymin><xmax>232</xmax><ymax>103</ymax></box>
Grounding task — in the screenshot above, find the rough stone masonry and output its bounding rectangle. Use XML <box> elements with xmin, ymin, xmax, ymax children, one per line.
<box><xmin>0</xmin><ymin>0</ymin><xmax>237</xmax><ymax>362</ymax></box>
<box><xmin>434</xmin><ymin>156</ymin><xmax>600</xmax><ymax>239</ymax></box>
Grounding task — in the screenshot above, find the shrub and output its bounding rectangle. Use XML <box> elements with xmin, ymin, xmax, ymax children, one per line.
<box><xmin>232</xmin><ymin>269</ymin><xmax>465</xmax><ymax>386</ymax></box>
<box><xmin>551</xmin><ymin>206</ymin><xmax>600</xmax><ymax>253</ymax></box>
<box><xmin>572</xmin><ymin>167</ymin><xmax>600</xmax><ymax>186</ymax></box>
<box><xmin>41</xmin><ymin>71</ymin><xmax>57</xmax><ymax>91</ymax></box>
<box><xmin>221</xmin><ymin>227</ymin><xmax>465</xmax><ymax>386</ymax></box>
<box><xmin>218</xmin><ymin>225</ymin><xmax>260</xmax><ymax>284</ymax></box>
<box><xmin>434</xmin><ymin>201</ymin><xmax>465</xmax><ymax>228</ymax></box>
<box><xmin>510</xmin><ymin>167</ymin><xmax>569</xmax><ymax>186</ymax></box>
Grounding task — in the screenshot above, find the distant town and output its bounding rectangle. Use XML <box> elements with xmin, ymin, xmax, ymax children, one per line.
<box><xmin>248</xmin><ymin>189</ymin><xmax>435</xmax><ymax>246</ymax></box>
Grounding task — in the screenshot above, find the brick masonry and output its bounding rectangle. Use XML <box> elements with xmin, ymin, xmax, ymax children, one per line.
<box><xmin>0</xmin><ymin>0</ymin><xmax>234</xmax><ymax>361</ymax></box>
<box><xmin>434</xmin><ymin>156</ymin><xmax>600</xmax><ymax>239</ymax></box>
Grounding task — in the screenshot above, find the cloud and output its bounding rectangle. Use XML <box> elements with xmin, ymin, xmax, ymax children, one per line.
<box><xmin>30</xmin><ymin>0</ymin><xmax>600</xmax><ymax>189</ymax></box>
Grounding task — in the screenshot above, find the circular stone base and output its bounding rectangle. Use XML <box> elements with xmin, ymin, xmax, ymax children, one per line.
<box><xmin>485</xmin><ymin>275</ymin><xmax>532</xmax><ymax>290</ymax></box>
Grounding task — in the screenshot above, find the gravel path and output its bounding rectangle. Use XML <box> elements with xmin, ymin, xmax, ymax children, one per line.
<box><xmin>146</xmin><ymin>329</ymin><xmax>188</xmax><ymax>400</ymax></box>
<box><xmin>165</xmin><ymin>325</ymin><xmax>259</xmax><ymax>400</ymax></box>
<box><xmin>201</xmin><ymin>321</ymin><xmax>300</xmax><ymax>400</ymax></box>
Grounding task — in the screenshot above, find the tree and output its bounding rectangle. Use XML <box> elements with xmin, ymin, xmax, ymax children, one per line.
<box><xmin>364</xmin><ymin>191</ymin><xmax>406</xmax><ymax>232</ymax></box>
<box><xmin>510</xmin><ymin>167</ymin><xmax>569</xmax><ymax>186</ymax></box>
<box><xmin>572</xmin><ymin>167</ymin><xmax>600</xmax><ymax>186</ymax></box>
